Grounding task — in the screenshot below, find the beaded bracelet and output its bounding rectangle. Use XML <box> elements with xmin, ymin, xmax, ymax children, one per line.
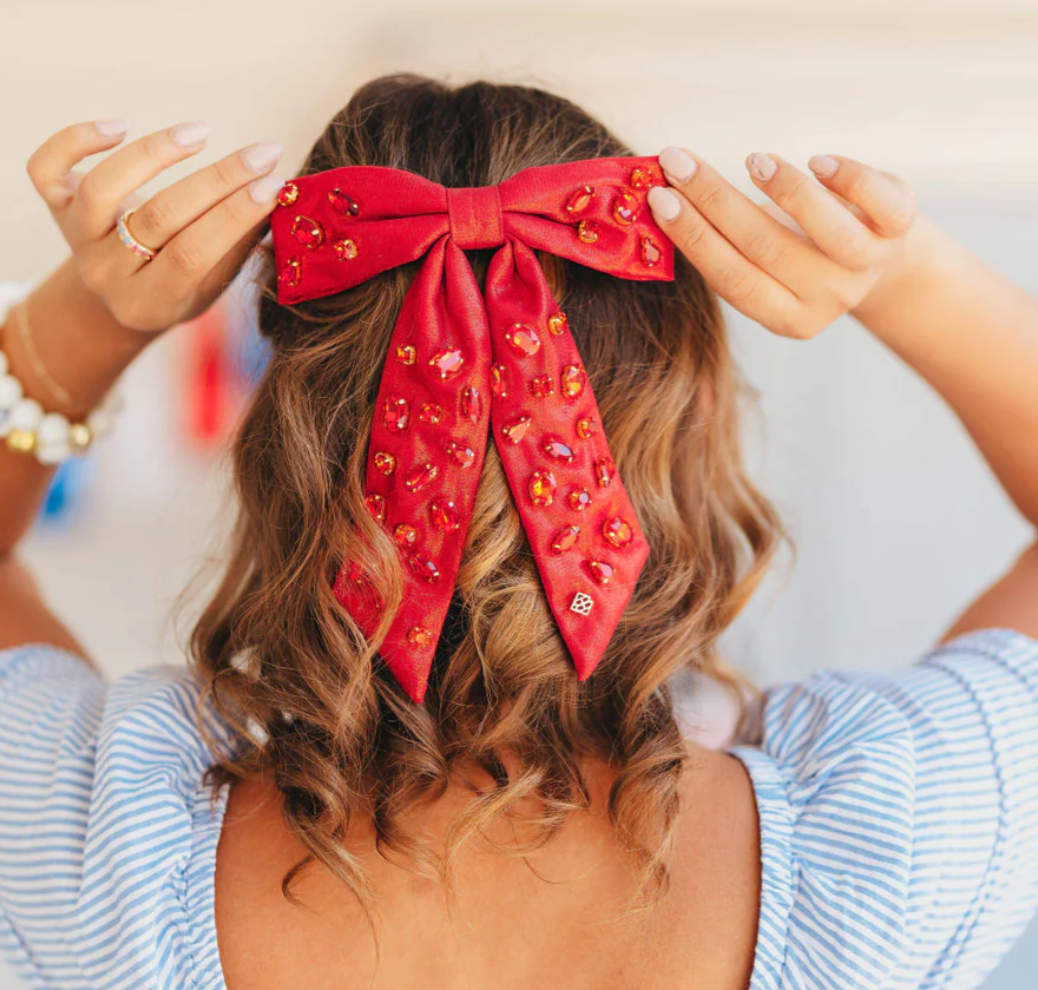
<box><xmin>0</xmin><ymin>345</ymin><xmax>123</xmax><ymax>466</ymax></box>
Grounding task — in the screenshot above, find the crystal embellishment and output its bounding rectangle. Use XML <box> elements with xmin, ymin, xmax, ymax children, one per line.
<box><xmin>505</xmin><ymin>323</ymin><xmax>541</xmax><ymax>357</ymax></box>
<box><xmin>490</xmin><ymin>364</ymin><xmax>508</xmax><ymax>398</ymax></box>
<box><xmin>567</xmin><ymin>488</ymin><xmax>592</xmax><ymax>511</ymax></box>
<box><xmin>501</xmin><ymin>415</ymin><xmax>532</xmax><ymax>444</ymax></box>
<box><xmin>374</xmin><ymin>451</ymin><xmax>396</xmax><ymax>475</ymax></box>
<box><xmin>529</xmin><ymin>471</ymin><xmax>557</xmax><ymax>506</ymax></box>
<box><xmin>291</xmin><ymin>215</ymin><xmax>324</xmax><ymax>249</ymax></box>
<box><xmin>603</xmin><ymin>517</ymin><xmax>634</xmax><ymax>549</ymax></box>
<box><xmin>595</xmin><ymin>457</ymin><xmax>615</xmax><ymax>489</ymax></box>
<box><xmin>407</xmin><ymin>625</ymin><xmax>432</xmax><ymax>647</ymax></box>
<box><xmin>384</xmin><ymin>397</ymin><xmax>409</xmax><ymax>432</ymax></box>
<box><xmin>587</xmin><ymin>559</ymin><xmax>615</xmax><ymax>584</ymax></box>
<box><xmin>577</xmin><ymin>220</ymin><xmax>600</xmax><ymax>244</ymax></box>
<box><xmin>612</xmin><ymin>192</ymin><xmax>639</xmax><ymax>225</ymax></box>
<box><xmin>328</xmin><ymin>188</ymin><xmax>360</xmax><ymax>216</ymax></box>
<box><xmin>551</xmin><ymin>525</ymin><xmax>581</xmax><ymax>555</ymax></box>
<box><xmin>561</xmin><ymin>365</ymin><xmax>586</xmax><ymax>399</ymax></box>
<box><xmin>531</xmin><ymin>375</ymin><xmax>554</xmax><ymax>397</ymax></box>
<box><xmin>279</xmin><ymin>257</ymin><xmax>302</xmax><ymax>288</ymax></box>
<box><xmin>640</xmin><ymin>236</ymin><xmax>662</xmax><ymax>267</ymax></box>
<box><xmin>576</xmin><ymin>417</ymin><xmax>596</xmax><ymax>439</ymax></box>
<box><xmin>334</xmin><ymin>238</ymin><xmax>358</xmax><ymax>261</ymax></box>
<box><xmin>629</xmin><ymin>166</ymin><xmax>663</xmax><ymax>190</ymax></box>
<box><xmin>409</xmin><ymin>555</ymin><xmax>441</xmax><ymax>583</ymax></box>
<box><xmin>364</xmin><ymin>493</ymin><xmax>386</xmax><ymax>524</ymax></box>
<box><xmin>396</xmin><ymin>345</ymin><xmax>416</xmax><ymax>365</ymax></box>
<box><xmin>565</xmin><ymin>186</ymin><xmax>594</xmax><ymax>214</ymax></box>
<box><xmin>276</xmin><ymin>182</ymin><xmax>299</xmax><ymax>207</ymax></box>
<box><xmin>461</xmin><ymin>386</ymin><xmax>482</xmax><ymax>423</ymax></box>
<box><xmin>543</xmin><ymin>438</ymin><xmax>575</xmax><ymax>462</ymax></box>
<box><xmin>394</xmin><ymin>523</ymin><xmax>419</xmax><ymax>547</ymax></box>
<box><xmin>418</xmin><ymin>403</ymin><xmax>443</xmax><ymax>425</ymax></box>
<box><xmin>429</xmin><ymin>348</ymin><xmax>465</xmax><ymax>379</ymax></box>
<box><xmin>445</xmin><ymin>441</ymin><xmax>476</xmax><ymax>468</ymax></box>
<box><xmin>430</xmin><ymin>499</ymin><xmax>461</xmax><ymax>533</ymax></box>
<box><xmin>405</xmin><ymin>463</ymin><xmax>438</xmax><ymax>493</ymax></box>
<box><xmin>548</xmin><ymin>313</ymin><xmax>568</xmax><ymax>336</ymax></box>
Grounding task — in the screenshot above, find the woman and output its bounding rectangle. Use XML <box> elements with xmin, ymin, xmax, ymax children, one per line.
<box><xmin>0</xmin><ymin>74</ymin><xmax>1036</xmax><ymax>990</ymax></box>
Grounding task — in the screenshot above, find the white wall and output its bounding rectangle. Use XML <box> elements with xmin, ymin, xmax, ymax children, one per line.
<box><xmin>2</xmin><ymin>1</ymin><xmax>1038</xmax><ymax>987</ymax></box>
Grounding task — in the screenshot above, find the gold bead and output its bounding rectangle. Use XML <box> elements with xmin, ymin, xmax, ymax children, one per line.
<box><xmin>6</xmin><ymin>429</ymin><xmax>36</xmax><ymax>454</ymax></box>
<box><xmin>69</xmin><ymin>423</ymin><xmax>93</xmax><ymax>451</ymax></box>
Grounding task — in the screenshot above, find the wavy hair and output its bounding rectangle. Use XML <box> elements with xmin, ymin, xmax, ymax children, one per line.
<box><xmin>190</xmin><ymin>73</ymin><xmax>782</xmax><ymax>929</ymax></box>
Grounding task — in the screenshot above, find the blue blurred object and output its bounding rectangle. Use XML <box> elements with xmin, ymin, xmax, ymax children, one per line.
<box><xmin>39</xmin><ymin>456</ymin><xmax>96</xmax><ymax>526</ymax></box>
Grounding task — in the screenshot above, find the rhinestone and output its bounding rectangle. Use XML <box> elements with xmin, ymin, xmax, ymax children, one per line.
<box><xmin>567</xmin><ymin>488</ymin><xmax>592</xmax><ymax>511</ymax></box>
<box><xmin>531</xmin><ymin>375</ymin><xmax>554</xmax><ymax>398</ymax></box>
<box><xmin>373</xmin><ymin>451</ymin><xmax>396</xmax><ymax>475</ymax></box>
<box><xmin>603</xmin><ymin>517</ymin><xmax>634</xmax><ymax>549</ymax></box>
<box><xmin>409</xmin><ymin>555</ymin><xmax>441</xmax><ymax>583</ymax></box>
<box><xmin>384</xmin><ymin>397</ymin><xmax>409</xmax><ymax>432</ymax></box>
<box><xmin>575</xmin><ymin>417</ymin><xmax>597</xmax><ymax>440</ymax></box>
<box><xmin>461</xmin><ymin>385</ymin><xmax>482</xmax><ymax>423</ymax></box>
<box><xmin>328</xmin><ymin>188</ymin><xmax>360</xmax><ymax>217</ymax></box>
<box><xmin>395</xmin><ymin>344</ymin><xmax>416</xmax><ymax>365</ymax></box>
<box><xmin>640</xmin><ymin>236</ymin><xmax>662</xmax><ymax>267</ymax></box>
<box><xmin>405</xmin><ymin>462</ymin><xmax>438</xmax><ymax>493</ymax></box>
<box><xmin>560</xmin><ymin>365</ymin><xmax>586</xmax><ymax>399</ymax></box>
<box><xmin>547</xmin><ymin>312</ymin><xmax>569</xmax><ymax>336</ymax></box>
<box><xmin>595</xmin><ymin>457</ymin><xmax>615</xmax><ymax>488</ymax></box>
<box><xmin>490</xmin><ymin>364</ymin><xmax>508</xmax><ymax>398</ymax></box>
<box><xmin>6</xmin><ymin>429</ymin><xmax>34</xmax><ymax>453</ymax></box>
<box><xmin>445</xmin><ymin>441</ymin><xmax>476</xmax><ymax>468</ymax></box>
<box><xmin>543</xmin><ymin>438</ymin><xmax>575</xmax><ymax>462</ymax></box>
<box><xmin>407</xmin><ymin>625</ymin><xmax>433</xmax><ymax>648</ymax></box>
<box><xmin>551</xmin><ymin>525</ymin><xmax>581</xmax><ymax>555</ymax></box>
<box><xmin>418</xmin><ymin>403</ymin><xmax>443</xmax><ymax>425</ymax></box>
<box><xmin>276</xmin><ymin>182</ymin><xmax>299</xmax><ymax>207</ymax></box>
<box><xmin>291</xmin><ymin>215</ymin><xmax>324</xmax><ymax>249</ymax></box>
<box><xmin>430</xmin><ymin>499</ymin><xmax>461</xmax><ymax>533</ymax></box>
<box><xmin>565</xmin><ymin>185</ymin><xmax>594</xmax><ymax>214</ymax></box>
<box><xmin>500</xmin><ymin>415</ymin><xmax>532</xmax><ymax>444</ymax></box>
<box><xmin>612</xmin><ymin>192</ymin><xmax>639</xmax><ymax>226</ymax></box>
<box><xmin>334</xmin><ymin>238</ymin><xmax>358</xmax><ymax>261</ymax></box>
<box><xmin>394</xmin><ymin>523</ymin><xmax>419</xmax><ymax>547</ymax></box>
<box><xmin>577</xmin><ymin>220</ymin><xmax>600</xmax><ymax>244</ymax></box>
<box><xmin>587</xmin><ymin>559</ymin><xmax>615</xmax><ymax>584</ymax></box>
<box><xmin>279</xmin><ymin>257</ymin><xmax>302</xmax><ymax>288</ymax></box>
<box><xmin>629</xmin><ymin>166</ymin><xmax>663</xmax><ymax>190</ymax></box>
<box><xmin>69</xmin><ymin>423</ymin><xmax>93</xmax><ymax>450</ymax></box>
<box><xmin>429</xmin><ymin>348</ymin><xmax>465</xmax><ymax>379</ymax></box>
<box><xmin>529</xmin><ymin>471</ymin><xmax>557</xmax><ymax>506</ymax></box>
<box><xmin>364</xmin><ymin>493</ymin><xmax>386</xmax><ymax>524</ymax></box>
<box><xmin>504</xmin><ymin>323</ymin><xmax>541</xmax><ymax>357</ymax></box>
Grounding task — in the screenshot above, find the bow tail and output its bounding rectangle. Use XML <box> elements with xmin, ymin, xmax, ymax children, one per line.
<box><xmin>484</xmin><ymin>241</ymin><xmax>650</xmax><ymax>681</ymax></box>
<box><xmin>334</xmin><ymin>239</ymin><xmax>493</xmax><ymax>703</ymax></box>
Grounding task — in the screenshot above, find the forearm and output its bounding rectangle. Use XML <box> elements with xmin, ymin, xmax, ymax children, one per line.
<box><xmin>0</xmin><ymin>258</ymin><xmax>149</xmax><ymax>556</ymax></box>
<box><xmin>854</xmin><ymin>216</ymin><xmax>1038</xmax><ymax>528</ymax></box>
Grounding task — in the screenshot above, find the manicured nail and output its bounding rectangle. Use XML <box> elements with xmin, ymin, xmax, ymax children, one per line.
<box><xmin>658</xmin><ymin>146</ymin><xmax>697</xmax><ymax>183</ymax></box>
<box><xmin>241</xmin><ymin>141</ymin><xmax>283</xmax><ymax>174</ymax></box>
<box><xmin>170</xmin><ymin>121</ymin><xmax>210</xmax><ymax>149</ymax></box>
<box><xmin>746</xmin><ymin>153</ymin><xmax>777</xmax><ymax>182</ymax></box>
<box><xmin>808</xmin><ymin>154</ymin><xmax>840</xmax><ymax>179</ymax></box>
<box><xmin>249</xmin><ymin>173</ymin><xmax>284</xmax><ymax>204</ymax></box>
<box><xmin>647</xmin><ymin>186</ymin><xmax>681</xmax><ymax>222</ymax></box>
<box><xmin>95</xmin><ymin>119</ymin><xmax>130</xmax><ymax>137</ymax></box>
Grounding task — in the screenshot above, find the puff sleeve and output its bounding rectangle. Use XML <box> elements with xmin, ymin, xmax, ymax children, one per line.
<box><xmin>0</xmin><ymin>644</ymin><xmax>238</xmax><ymax>990</ymax></box>
<box><xmin>732</xmin><ymin>628</ymin><xmax>1038</xmax><ymax>990</ymax></box>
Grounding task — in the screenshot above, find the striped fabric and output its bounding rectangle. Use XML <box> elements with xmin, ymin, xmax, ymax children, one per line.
<box><xmin>1</xmin><ymin>629</ymin><xmax>1037</xmax><ymax>989</ymax></box>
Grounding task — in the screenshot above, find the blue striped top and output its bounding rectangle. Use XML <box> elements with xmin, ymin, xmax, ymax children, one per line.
<box><xmin>1</xmin><ymin>628</ymin><xmax>1037</xmax><ymax>989</ymax></box>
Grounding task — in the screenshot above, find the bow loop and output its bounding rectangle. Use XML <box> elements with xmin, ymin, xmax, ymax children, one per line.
<box><xmin>270</xmin><ymin>156</ymin><xmax>674</xmax><ymax>702</ymax></box>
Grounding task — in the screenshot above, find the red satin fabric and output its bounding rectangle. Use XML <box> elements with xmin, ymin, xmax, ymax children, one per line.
<box><xmin>270</xmin><ymin>157</ymin><xmax>675</xmax><ymax>702</ymax></box>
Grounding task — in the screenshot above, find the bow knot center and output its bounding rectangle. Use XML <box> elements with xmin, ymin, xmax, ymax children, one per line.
<box><xmin>446</xmin><ymin>186</ymin><xmax>505</xmax><ymax>250</ymax></box>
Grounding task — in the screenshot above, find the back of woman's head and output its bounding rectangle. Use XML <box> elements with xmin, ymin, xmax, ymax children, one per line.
<box><xmin>191</xmin><ymin>72</ymin><xmax>781</xmax><ymax>915</ymax></box>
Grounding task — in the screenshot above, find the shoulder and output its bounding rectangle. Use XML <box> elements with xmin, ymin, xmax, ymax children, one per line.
<box><xmin>730</xmin><ymin>628</ymin><xmax>1038</xmax><ymax>990</ymax></box>
<box><xmin>0</xmin><ymin>645</ymin><xmax>240</xmax><ymax>990</ymax></box>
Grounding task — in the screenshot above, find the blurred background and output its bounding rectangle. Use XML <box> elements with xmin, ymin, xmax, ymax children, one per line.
<box><xmin>3</xmin><ymin>0</ymin><xmax>1038</xmax><ymax>986</ymax></box>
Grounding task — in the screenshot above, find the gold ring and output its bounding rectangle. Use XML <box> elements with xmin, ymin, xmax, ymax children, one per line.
<box><xmin>116</xmin><ymin>207</ymin><xmax>157</xmax><ymax>262</ymax></box>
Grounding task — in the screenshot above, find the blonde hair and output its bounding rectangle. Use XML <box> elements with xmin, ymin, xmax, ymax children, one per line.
<box><xmin>190</xmin><ymin>73</ymin><xmax>782</xmax><ymax>928</ymax></box>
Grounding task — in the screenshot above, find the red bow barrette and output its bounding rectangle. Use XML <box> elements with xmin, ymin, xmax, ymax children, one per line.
<box><xmin>270</xmin><ymin>157</ymin><xmax>675</xmax><ymax>702</ymax></box>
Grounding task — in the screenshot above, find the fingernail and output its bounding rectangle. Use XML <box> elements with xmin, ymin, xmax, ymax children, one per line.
<box><xmin>746</xmin><ymin>153</ymin><xmax>777</xmax><ymax>182</ymax></box>
<box><xmin>241</xmin><ymin>141</ymin><xmax>283</xmax><ymax>174</ymax></box>
<box><xmin>170</xmin><ymin>121</ymin><xmax>210</xmax><ymax>149</ymax></box>
<box><xmin>249</xmin><ymin>173</ymin><xmax>284</xmax><ymax>204</ymax></box>
<box><xmin>658</xmin><ymin>146</ymin><xmax>697</xmax><ymax>183</ymax></box>
<box><xmin>647</xmin><ymin>186</ymin><xmax>681</xmax><ymax>222</ymax></box>
<box><xmin>95</xmin><ymin>119</ymin><xmax>130</xmax><ymax>137</ymax></box>
<box><xmin>808</xmin><ymin>154</ymin><xmax>840</xmax><ymax>179</ymax></box>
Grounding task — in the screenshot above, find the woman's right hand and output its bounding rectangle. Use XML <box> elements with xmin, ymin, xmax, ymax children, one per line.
<box><xmin>646</xmin><ymin>147</ymin><xmax>918</xmax><ymax>340</ymax></box>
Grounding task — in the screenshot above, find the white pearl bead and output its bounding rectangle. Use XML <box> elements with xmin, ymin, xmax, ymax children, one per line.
<box><xmin>0</xmin><ymin>350</ymin><xmax>8</xmax><ymax>378</ymax></box>
<box><xmin>37</xmin><ymin>412</ymin><xmax>71</xmax><ymax>447</ymax></box>
<box><xmin>86</xmin><ymin>407</ymin><xmax>114</xmax><ymax>439</ymax></box>
<box><xmin>35</xmin><ymin>442</ymin><xmax>70</xmax><ymax>466</ymax></box>
<box><xmin>9</xmin><ymin>397</ymin><xmax>43</xmax><ymax>433</ymax></box>
<box><xmin>0</xmin><ymin>374</ymin><xmax>23</xmax><ymax>410</ymax></box>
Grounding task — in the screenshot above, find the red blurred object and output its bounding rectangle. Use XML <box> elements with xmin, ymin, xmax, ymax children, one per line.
<box><xmin>184</xmin><ymin>305</ymin><xmax>230</xmax><ymax>446</ymax></box>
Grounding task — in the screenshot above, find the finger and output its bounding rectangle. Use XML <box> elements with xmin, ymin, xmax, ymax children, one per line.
<box><xmin>73</xmin><ymin>121</ymin><xmax>212</xmax><ymax>241</ymax></box>
<box><xmin>26</xmin><ymin>119</ymin><xmax>131</xmax><ymax>211</ymax></box>
<box><xmin>807</xmin><ymin>155</ymin><xmax>917</xmax><ymax>239</ymax></box>
<box><xmin>656</xmin><ymin>147</ymin><xmax>845</xmax><ymax>296</ymax></box>
<box><xmin>137</xmin><ymin>173</ymin><xmax>284</xmax><ymax>304</ymax></box>
<box><xmin>646</xmin><ymin>185</ymin><xmax>803</xmax><ymax>336</ymax></box>
<box><xmin>119</xmin><ymin>140</ymin><xmax>283</xmax><ymax>259</ymax></box>
<box><xmin>746</xmin><ymin>153</ymin><xmax>881</xmax><ymax>272</ymax></box>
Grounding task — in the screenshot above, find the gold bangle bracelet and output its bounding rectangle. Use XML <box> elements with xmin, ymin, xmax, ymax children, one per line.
<box><xmin>13</xmin><ymin>297</ymin><xmax>75</xmax><ymax>408</ymax></box>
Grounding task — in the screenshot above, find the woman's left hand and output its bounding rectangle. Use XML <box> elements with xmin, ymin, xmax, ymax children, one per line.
<box><xmin>26</xmin><ymin>119</ymin><xmax>286</xmax><ymax>334</ymax></box>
